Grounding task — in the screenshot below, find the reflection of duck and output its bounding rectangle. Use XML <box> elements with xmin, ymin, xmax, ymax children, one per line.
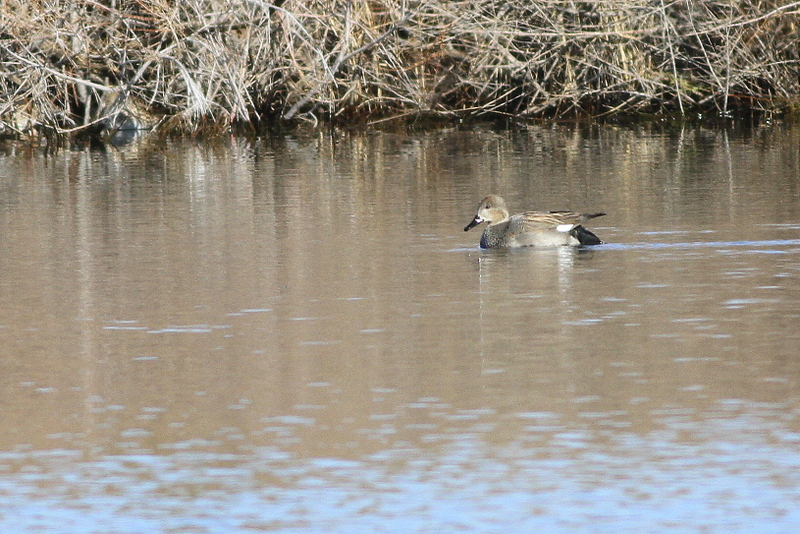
<box><xmin>464</xmin><ymin>195</ymin><xmax>605</xmax><ymax>248</ymax></box>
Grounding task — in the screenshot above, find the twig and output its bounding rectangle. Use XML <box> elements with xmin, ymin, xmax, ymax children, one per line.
<box><xmin>2</xmin><ymin>45</ymin><xmax>113</xmax><ymax>93</ymax></box>
<box><xmin>283</xmin><ymin>11</ymin><xmax>412</xmax><ymax>120</ymax></box>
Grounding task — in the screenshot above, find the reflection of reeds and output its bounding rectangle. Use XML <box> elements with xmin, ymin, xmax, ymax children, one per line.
<box><xmin>1</xmin><ymin>0</ymin><xmax>799</xmax><ymax>138</ymax></box>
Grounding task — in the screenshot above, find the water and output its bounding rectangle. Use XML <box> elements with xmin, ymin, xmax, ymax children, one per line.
<box><xmin>1</xmin><ymin>124</ymin><xmax>800</xmax><ymax>533</ymax></box>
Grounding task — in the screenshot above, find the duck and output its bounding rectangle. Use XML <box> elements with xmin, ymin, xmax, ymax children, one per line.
<box><xmin>464</xmin><ymin>194</ymin><xmax>605</xmax><ymax>248</ymax></box>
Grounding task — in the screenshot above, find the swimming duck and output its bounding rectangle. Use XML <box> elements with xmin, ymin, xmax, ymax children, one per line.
<box><xmin>464</xmin><ymin>194</ymin><xmax>605</xmax><ymax>248</ymax></box>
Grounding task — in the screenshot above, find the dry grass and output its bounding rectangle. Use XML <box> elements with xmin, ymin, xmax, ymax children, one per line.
<box><xmin>1</xmin><ymin>0</ymin><xmax>799</xmax><ymax>139</ymax></box>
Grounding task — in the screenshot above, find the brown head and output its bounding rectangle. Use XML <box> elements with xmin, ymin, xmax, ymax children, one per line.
<box><xmin>464</xmin><ymin>195</ymin><xmax>510</xmax><ymax>231</ymax></box>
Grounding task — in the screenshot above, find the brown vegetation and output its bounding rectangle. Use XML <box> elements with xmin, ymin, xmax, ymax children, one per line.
<box><xmin>1</xmin><ymin>0</ymin><xmax>799</xmax><ymax>139</ymax></box>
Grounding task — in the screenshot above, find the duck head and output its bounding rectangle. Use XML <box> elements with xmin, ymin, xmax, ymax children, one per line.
<box><xmin>464</xmin><ymin>195</ymin><xmax>509</xmax><ymax>231</ymax></box>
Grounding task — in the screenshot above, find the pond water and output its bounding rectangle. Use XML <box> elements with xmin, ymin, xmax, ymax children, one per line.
<box><xmin>1</xmin><ymin>123</ymin><xmax>799</xmax><ymax>533</ymax></box>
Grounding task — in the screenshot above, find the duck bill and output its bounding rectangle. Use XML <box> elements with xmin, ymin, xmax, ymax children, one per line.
<box><xmin>464</xmin><ymin>216</ymin><xmax>483</xmax><ymax>232</ymax></box>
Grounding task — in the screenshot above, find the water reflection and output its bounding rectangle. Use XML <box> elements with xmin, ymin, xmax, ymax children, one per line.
<box><xmin>1</xmin><ymin>124</ymin><xmax>800</xmax><ymax>532</ymax></box>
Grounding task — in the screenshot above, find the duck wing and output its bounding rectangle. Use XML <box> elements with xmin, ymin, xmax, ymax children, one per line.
<box><xmin>516</xmin><ymin>211</ymin><xmax>605</xmax><ymax>232</ymax></box>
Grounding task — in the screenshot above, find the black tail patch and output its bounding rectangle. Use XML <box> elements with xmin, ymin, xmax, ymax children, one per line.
<box><xmin>571</xmin><ymin>225</ymin><xmax>603</xmax><ymax>246</ymax></box>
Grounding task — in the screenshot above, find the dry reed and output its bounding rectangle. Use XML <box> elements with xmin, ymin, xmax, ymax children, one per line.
<box><xmin>1</xmin><ymin>0</ymin><xmax>799</xmax><ymax>139</ymax></box>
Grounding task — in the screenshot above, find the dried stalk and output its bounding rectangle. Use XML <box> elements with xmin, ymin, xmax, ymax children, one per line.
<box><xmin>0</xmin><ymin>0</ymin><xmax>798</xmax><ymax>139</ymax></box>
